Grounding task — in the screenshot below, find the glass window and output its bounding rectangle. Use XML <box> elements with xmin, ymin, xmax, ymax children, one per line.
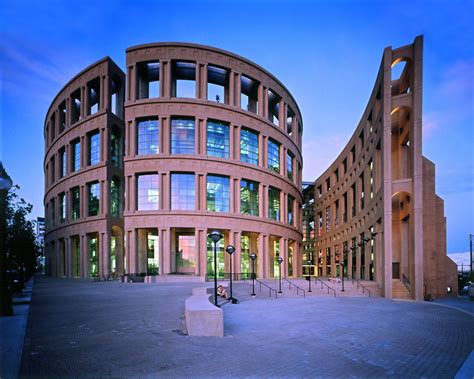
<box><xmin>206</xmin><ymin>120</ymin><xmax>229</xmax><ymax>158</ymax></box>
<box><xmin>171</xmin><ymin>118</ymin><xmax>195</xmax><ymax>154</ymax></box>
<box><xmin>268</xmin><ymin>187</ymin><xmax>281</xmax><ymax>221</ymax></box>
<box><xmin>59</xmin><ymin>193</ymin><xmax>66</xmax><ymax>223</ymax></box>
<box><xmin>71</xmin><ymin>186</ymin><xmax>80</xmax><ymax>220</ymax></box>
<box><xmin>72</xmin><ymin>140</ymin><xmax>81</xmax><ymax>172</ymax></box>
<box><xmin>206</xmin><ymin>175</ymin><xmax>230</xmax><ymax>212</ymax></box>
<box><xmin>110</xmin><ymin>177</ymin><xmax>121</xmax><ymax>217</ymax></box>
<box><xmin>110</xmin><ymin>128</ymin><xmax>121</xmax><ymax>167</ymax></box>
<box><xmin>207</xmin><ymin>237</ymin><xmax>225</xmax><ymax>278</ymax></box>
<box><xmin>137</xmin><ymin>174</ymin><xmax>159</xmax><ymax>211</ymax></box>
<box><xmin>288</xmin><ymin>195</ymin><xmax>294</xmax><ymax>225</ymax></box>
<box><xmin>88</xmin><ymin>132</ymin><xmax>100</xmax><ymax>165</ymax></box>
<box><xmin>90</xmin><ymin>236</ymin><xmax>98</xmax><ymax>277</ymax></box>
<box><xmin>59</xmin><ymin>148</ymin><xmax>67</xmax><ymax>178</ymax></box>
<box><xmin>137</xmin><ymin>119</ymin><xmax>159</xmax><ymax>155</ymax></box>
<box><xmin>268</xmin><ymin>139</ymin><xmax>280</xmax><ymax>173</ymax></box>
<box><xmin>88</xmin><ymin>182</ymin><xmax>100</xmax><ymax>216</ymax></box>
<box><xmin>171</xmin><ymin>173</ymin><xmax>195</xmax><ymax>210</ymax></box>
<box><xmin>240</xmin><ymin>179</ymin><xmax>259</xmax><ymax>216</ymax></box>
<box><xmin>240</xmin><ymin>128</ymin><xmax>258</xmax><ymax>165</ymax></box>
<box><xmin>176</xmin><ymin>233</ymin><xmax>196</xmax><ymax>273</ymax></box>
<box><xmin>287</xmin><ymin>152</ymin><xmax>293</xmax><ymax>181</ymax></box>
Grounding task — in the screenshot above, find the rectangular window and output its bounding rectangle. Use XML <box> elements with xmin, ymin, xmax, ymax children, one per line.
<box><xmin>137</xmin><ymin>174</ymin><xmax>159</xmax><ymax>211</ymax></box>
<box><xmin>88</xmin><ymin>131</ymin><xmax>100</xmax><ymax>165</ymax></box>
<box><xmin>59</xmin><ymin>193</ymin><xmax>66</xmax><ymax>223</ymax></box>
<box><xmin>172</xmin><ymin>61</ymin><xmax>196</xmax><ymax>98</ymax></box>
<box><xmin>325</xmin><ymin>206</ymin><xmax>331</xmax><ymax>232</ymax></box>
<box><xmin>240</xmin><ymin>128</ymin><xmax>259</xmax><ymax>165</ymax></box>
<box><xmin>240</xmin><ymin>179</ymin><xmax>259</xmax><ymax>216</ymax></box>
<box><xmin>268</xmin><ymin>187</ymin><xmax>281</xmax><ymax>221</ymax></box>
<box><xmin>71</xmin><ymin>187</ymin><xmax>80</xmax><ymax>220</ymax></box>
<box><xmin>137</xmin><ymin>118</ymin><xmax>159</xmax><ymax>155</ymax></box>
<box><xmin>267</xmin><ymin>139</ymin><xmax>280</xmax><ymax>173</ymax></box>
<box><xmin>176</xmin><ymin>233</ymin><xmax>196</xmax><ymax>272</ymax></box>
<box><xmin>287</xmin><ymin>152</ymin><xmax>294</xmax><ymax>180</ymax></box>
<box><xmin>206</xmin><ymin>175</ymin><xmax>230</xmax><ymax>212</ymax></box>
<box><xmin>72</xmin><ymin>139</ymin><xmax>81</xmax><ymax>172</ymax></box>
<box><xmin>110</xmin><ymin>177</ymin><xmax>121</xmax><ymax>217</ymax></box>
<box><xmin>59</xmin><ymin>148</ymin><xmax>67</xmax><ymax>178</ymax></box>
<box><xmin>206</xmin><ymin>120</ymin><xmax>229</xmax><ymax>158</ymax></box>
<box><xmin>171</xmin><ymin>173</ymin><xmax>195</xmax><ymax>210</ymax></box>
<box><xmin>88</xmin><ymin>182</ymin><xmax>100</xmax><ymax>216</ymax></box>
<box><xmin>287</xmin><ymin>195</ymin><xmax>294</xmax><ymax>225</ymax></box>
<box><xmin>110</xmin><ymin>128</ymin><xmax>121</xmax><ymax>167</ymax></box>
<box><xmin>171</xmin><ymin>118</ymin><xmax>195</xmax><ymax>154</ymax></box>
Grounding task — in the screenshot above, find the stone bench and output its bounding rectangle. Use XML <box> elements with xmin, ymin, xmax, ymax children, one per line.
<box><xmin>184</xmin><ymin>286</ymin><xmax>226</xmax><ymax>337</ymax></box>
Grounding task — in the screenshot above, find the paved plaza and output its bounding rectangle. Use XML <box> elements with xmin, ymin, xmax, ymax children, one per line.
<box><xmin>19</xmin><ymin>276</ymin><xmax>474</xmax><ymax>378</ymax></box>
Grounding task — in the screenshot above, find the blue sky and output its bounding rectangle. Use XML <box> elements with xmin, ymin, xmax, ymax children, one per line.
<box><xmin>1</xmin><ymin>0</ymin><xmax>473</xmax><ymax>252</ymax></box>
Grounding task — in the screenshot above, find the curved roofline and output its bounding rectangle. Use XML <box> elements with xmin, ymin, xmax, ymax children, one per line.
<box><xmin>126</xmin><ymin>42</ymin><xmax>303</xmax><ymax>119</ymax></box>
<box><xmin>44</xmin><ymin>56</ymin><xmax>112</xmax><ymax>125</ymax></box>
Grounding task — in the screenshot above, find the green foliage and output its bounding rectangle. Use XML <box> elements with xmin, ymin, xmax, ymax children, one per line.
<box><xmin>147</xmin><ymin>263</ymin><xmax>159</xmax><ymax>275</ymax></box>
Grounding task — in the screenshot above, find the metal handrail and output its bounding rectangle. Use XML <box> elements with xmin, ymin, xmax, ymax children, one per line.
<box><xmin>402</xmin><ymin>274</ymin><xmax>411</xmax><ymax>291</ymax></box>
<box><xmin>352</xmin><ymin>277</ymin><xmax>371</xmax><ymax>297</ymax></box>
<box><xmin>315</xmin><ymin>277</ymin><xmax>336</xmax><ymax>297</ymax></box>
<box><xmin>255</xmin><ymin>279</ymin><xmax>278</xmax><ymax>298</ymax></box>
<box><xmin>282</xmin><ymin>278</ymin><xmax>306</xmax><ymax>298</ymax></box>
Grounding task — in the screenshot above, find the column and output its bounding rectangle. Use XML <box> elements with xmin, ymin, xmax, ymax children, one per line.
<box><xmin>234</xmin><ymin>72</ymin><xmax>241</xmax><ymax>108</ymax></box>
<box><xmin>102</xmin><ymin>231</ymin><xmax>111</xmax><ymax>279</ymax></box>
<box><xmin>197</xmin><ymin>228</ymin><xmax>207</xmax><ymax>277</ymax></box>
<box><xmin>80</xmin><ymin>234</ymin><xmax>87</xmax><ymax>278</ymax></box>
<box><xmin>234</xmin><ymin>125</ymin><xmax>241</xmax><ymax>161</ymax></box>
<box><xmin>66</xmin><ymin>237</ymin><xmax>72</xmax><ymax>277</ymax></box>
<box><xmin>160</xmin><ymin>227</ymin><xmax>171</xmax><ymax>274</ymax></box>
<box><xmin>234</xmin><ymin>178</ymin><xmax>241</xmax><ymax>214</ymax></box>
<box><xmin>234</xmin><ymin>231</ymin><xmax>242</xmax><ymax>276</ymax></box>
<box><xmin>278</xmin><ymin>100</ymin><xmax>285</xmax><ymax>131</ymax></box>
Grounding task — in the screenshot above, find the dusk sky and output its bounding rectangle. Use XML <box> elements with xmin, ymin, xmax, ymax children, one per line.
<box><xmin>1</xmin><ymin>0</ymin><xmax>473</xmax><ymax>253</ymax></box>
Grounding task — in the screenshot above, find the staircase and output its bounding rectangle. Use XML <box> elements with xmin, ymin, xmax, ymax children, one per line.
<box><xmin>392</xmin><ymin>279</ymin><xmax>412</xmax><ymax>300</ymax></box>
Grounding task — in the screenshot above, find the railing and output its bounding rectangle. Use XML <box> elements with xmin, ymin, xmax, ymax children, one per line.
<box><xmin>350</xmin><ymin>276</ymin><xmax>371</xmax><ymax>297</ymax></box>
<box><xmin>255</xmin><ymin>279</ymin><xmax>278</xmax><ymax>298</ymax></box>
<box><xmin>314</xmin><ymin>277</ymin><xmax>336</xmax><ymax>297</ymax></box>
<box><xmin>282</xmin><ymin>278</ymin><xmax>306</xmax><ymax>298</ymax></box>
<box><xmin>205</xmin><ymin>272</ymin><xmax>254</xmax><ymax>282</ymax></box>
<box><xmin>402</xmin><ymin>274</ymin><xmax>411</xmax><ymax>291</ymax></box>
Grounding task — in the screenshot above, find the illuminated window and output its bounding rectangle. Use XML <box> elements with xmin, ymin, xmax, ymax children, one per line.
<box><xmin>59</xmin><ymin>148</ymin><xmax>67</xmax><ymax>178</ymax></box>
<box><xmin>59</xmin><ymin>193</ymin><xmax>66</xmax><ymax>223</ymax></box>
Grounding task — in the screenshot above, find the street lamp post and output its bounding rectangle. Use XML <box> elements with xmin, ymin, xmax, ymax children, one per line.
<box><xmin>307</xmin><ymin>259</ymin><xmax>312</xmax><ymax>292</ymax></box>
<box><xmin>208</xmin><ymin>231</ymin><xmax>223</xmax><ymax>307</ymax></box>
<box><xmin>250</xmin><ymin>253</ymin><xmax>257</xmax><ymax>297</ymax></box>
<box><xmin>225</xmin><ymin>244</ymin><xmax>237</xmax><ymax>303</ymax></box>
<box><xmin>0</xmin><ymin>163</ymin><xmax>13</xmax><ymax>317</ymax></box>
<box><xmin>341</xmin><ymin>249</ymin><xmax>349</xmax><ymax>292</ymax></box>
<box><xmin>277</xmin><ymin>256</ymin><xmax>283</xmax><ymax>294</ymax></box>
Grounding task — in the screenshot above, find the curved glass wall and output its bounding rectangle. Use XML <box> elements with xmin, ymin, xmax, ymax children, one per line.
<box><xmin>171</xmin><ymin>173</ymin><xmax>195</xmax><ymax>210</ymax></box>
<box><xmin>171</xmin><ymin>118</ymin><xmax>195</xmax><ymax>154</ymax></box>
<box><xmin>268</xmin><ymin>139</ymin><xmax>280</xmax><ymax>173</ymax></box>
<box><xmin>240</xmin><ymin>128</ymin><xmax>258</xmax><ymax>165</ymax></box>
<box><xmin>206</xmin><ymin>120</ymin><xmax>229</xmax><ymax>158</ymax></box>
<box><xmin>240</xmin><ymin>179</ymin><xmax>259</xmax><ymax>216</ymax></box>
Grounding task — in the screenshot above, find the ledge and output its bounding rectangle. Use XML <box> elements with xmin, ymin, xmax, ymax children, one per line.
<box><xmin>185</xmin><ymin>286</ymin><xmax>224</xmax><ymax>337</ymax></box>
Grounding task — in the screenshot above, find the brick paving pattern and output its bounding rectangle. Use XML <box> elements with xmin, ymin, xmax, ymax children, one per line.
<box><xmin>20</xmin><ymin>276</ymin><xmax>474</xmax><ymax>378</ymax></box>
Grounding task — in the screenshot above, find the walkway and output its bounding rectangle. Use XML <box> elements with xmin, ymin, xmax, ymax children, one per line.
<box><xmin>19</xmin><ymin>276</ymin><xmax>474</xmax><ymax>378</ymax></box>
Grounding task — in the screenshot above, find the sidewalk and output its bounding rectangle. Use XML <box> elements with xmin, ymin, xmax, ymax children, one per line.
<box><xmin>0</xmin><ymin>277</ymin><xmax>33</xmax><ymax>379</ymax></box>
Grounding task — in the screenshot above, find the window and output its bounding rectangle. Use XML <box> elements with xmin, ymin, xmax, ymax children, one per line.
<box><xmin>88</xmin><ymin>131</ymin><xmax>100</xmax><ymax>165</ymax></box>
<box><xmin>241</xmin><ymin>179</ymin><xmax>259</xmax><ymax>216</ymax></box>
<box><xmin>325</xmin><ymin>206</ymin><xmax>331</xmax><ymax>231</ymax></box>
<box><xmin>137</xmin><ymin>61</ymin><xmax>160</xmax><ymax>99</ymax></box>
<box><xmin>110</xmin><ymin>127</ymin><xmax>121</xmax><ymax>167</ymax></box>
<box><xmin>268</xmin><ymin>89</ymin><xmax>280</xmax><ymax>126</ymax></box>
<box><xmin>59</xmin><ymin>148</ymin><xmax>67</xmax><ymax>178</ymax></box>
<box><xmin>240</xmin><ymin>75</ymin><xmax>258</xmax><ymax>113</ymax></box>
<box><xmin>72</xmin><ymin>139</ymin><xmax>81</xmax><ymax>172</ymax></box>
<box><xmin>172</xmin><ymin>61</ymin><xmax>196</xmax><ymax>98</ymax></box>
<box><xmin>206</xmin><ymin>175</ymin><xmax>230</xmax><ymax>212</ymax></box>
<box><xmin>286</xmin><ymin>107</ymin><xmax>295</xmax><ymax>135</ymax></box>
<box><xmin>171</xmin><ymin>118</ymin><xmax>195</xmax><ymax>154</ymax></box>
<box><xmin>288</xmin><ymin>195</ymin><xmax>294</xmax><ymax>225</ymax></box>
<box><xmin>137</xmin><ymin>118</ymin><xmax>159</xmax><ymax>155</ymax></box>
<box><xmin>71</xmin><ymin>187</ymin><xmax>80</xmax><ymax>220</ymax></box>
<box><xmin>110</xmin><ymin>177</ymin><xmax>121</xmax><ymax>217</ymax></box>
<box><xmin>137</xmin><ymin>174</ymin><xmax>159</xmax><ymax>211</ymax></box>
<box><xmin>176</xmin><ymin>233</ymin><xmax>196</xmax><ymax>272</ymax></box>
<box><xmin>171</xmin><ymin>173</ymin><xmax>195</xmax><ymax>210</ymax></box>
<box><xmin>206</xmin><ymin>120</ymin><xmax>229</xmax><ymax>158</ymax></box>
<box><xmin>59</xmin><ymin>101</ymin><xmax>66</xmax><ymax>133</ymax></box>
<box><xmin>326</xmin><ymin>177</ymin><xmax>331</xmax><ymax>191</ymax></box>
<box><xmin>267</xmin><ymin>139</ymin><xmax>280</xmax><ymax>173</ymax></box>
<box><xmin>59</xmin><ymin>193</ymin><xmax>66</xmax><ymax>223</ymax></box>
<box><xmin>268</xmin><ymin>187</ymin><xmax>281</xmax><ymax>221</ymax></box>
<box><xmin>88</xmin><ymin>182</ymin><xmax>100</xmax><ymax>216</ymax></box>
<box><xmin>287</xmin><ymin>152</ymin><xmax>294</xmax><ymax>180</ymax></box>
<box><xmin>207</xmin><ymin>65</ymin><xmax>228</xmax><ymax>103</ymax></box>
<box><xmin>71</xmin><ymin>89</ymin><xmax>81</xmax><ymax>124</ymax></box>
<box><xmin>240</xmin><ymin>128</ymin><xmax>258</xmax><ymax>165</ymax></box>
<box><xmin>87</xmin><ymin>78</ymin><xmax>100</xmax><ymax>115</ymax></box>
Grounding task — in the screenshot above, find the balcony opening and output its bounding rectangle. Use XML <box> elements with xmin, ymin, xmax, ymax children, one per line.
<box><xmin>71</xmin><ymin>89</ymin><xmax>81</xmax><ymax>124</ymax></box>
<box><xmin>50</xmin><ymin>113</ymin><xmax>56</xmax><ymax>142</ymax></box>
<box><xmin>137</xmin><ymin>61</ymin><xmax>160</xmax><ymax>99</ymax></box>
<box><xmin>87</xmin><ymin>78</ymin><xmax>100</xmax><ymax>115</ymax></box>
<box><xmin>267</xmin><ymin>89</ymin><xmax>280</xmax><ymax>126</ymax></box>
<box><xmin>207</xmin><ymin>65</ymin><xmax>228</xmax><ymax>104</ymax></box>
<box><xmin>171</xmin><ymin>61</ymin><xmax>196</xmax><ymax>98</ymax></box>
<box><xmin>391</xmin><ymin>59</ymin><xmax>411</xmax><ymax>96</ymax></box>
<box><xmin>286</xmin><ymin>107</ymin><xmax>295</xmax><ymax>135</ymax></box>
<box><xmin>111</xmin><ymin>75</ymin><xmax>124</xmax><ymax>118</ymax></box>
<box><xmin>240</xmin><ymin>75</ymin><xmax>258</xmax><ymax>114</ymax></box>
<box><xmin>59</xmin><ymin>101</ymin><xmax>66</xmax><ymax>133</ymax></box>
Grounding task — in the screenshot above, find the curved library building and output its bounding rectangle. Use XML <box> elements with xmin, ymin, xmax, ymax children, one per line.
<box><xmin>44</xmin><ymin>37</ymin><xmax>457</xmax><ymax>300</ymax></box>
